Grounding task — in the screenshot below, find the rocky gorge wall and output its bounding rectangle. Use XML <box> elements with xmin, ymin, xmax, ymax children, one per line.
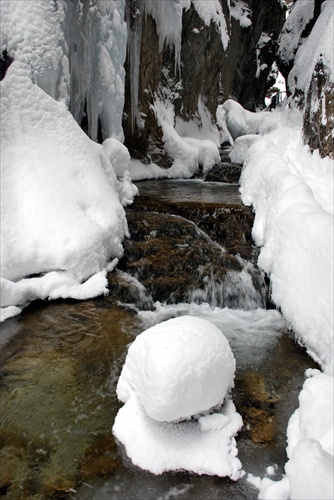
<box><xmin>123</xmin><ymin>0</ymin><xmax>286</xmax><ymax>163</ymax></box>
<box><xmin>277</xmin><ymin>0</ymin><xmax>333</xmax><ymax>159</ymax></box>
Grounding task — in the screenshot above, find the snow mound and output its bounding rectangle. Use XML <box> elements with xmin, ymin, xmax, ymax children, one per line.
<box><xmin>0</xmin><ymin>62</ymin><xmax>130</xmax><ymax>319</ymax></box>
<box><xmin>117</xmin><ymin>315</ymin><xmax>235</xmax><ymax>422</ymax></box>
<box><xmin>239</xmin><ymin>127</ymin><xmax>333</xmax><ymax>374</ymax></box>
<box><xmin>217</xmin><ymin>99</ymin><xmax>278</xmax><ymax>144</ymax></box>
<box><xmin>113</xmin><ymin>315</ymin><xmax>242</xmax><ymax>477</ymax></box>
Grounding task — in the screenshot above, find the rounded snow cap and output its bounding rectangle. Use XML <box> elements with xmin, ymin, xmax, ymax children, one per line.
<box><xmin>117</xmin><ymin>315</ymin><xmax>236</xmax><ymax>422</ymax></box>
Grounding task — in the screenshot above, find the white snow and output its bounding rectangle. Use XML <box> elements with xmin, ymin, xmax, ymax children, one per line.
<box><xmin>139</xmin><ymin>97</ymin><xmax>220</xmax><ymax>179</ymax></box>
<box><xmin>230</xmin><ymin>0</ymin><xmax>252</xmax><ymax>28</ymax></box>
<box><xmin>0</xmin><ymin>0</ymin><xmax>128</xmax><ymax>143</ymax></box>
<box><xmin>192</xmin><ymin>0</ymin><xmax>229</xmax><ymax>50</ymax></box>
<box><xmin>0</xmin><ymin>62</ymin><xmax>134</xmax><ymax>319</ymax></box>
<box><xmin>222</xmin><ymin>99</ymin><xmax>333</xmax><ymax>499</ymax></box>
<box><xmin>0</xmin><ymin>0</ymin><xmax>69</xmax><ymax>103</ymax></box>
<box><xmin>116</xmin><ymin>316</ymin><xmax>236</xmax><ymax>422</ymax></box>
<box><xmin>277</xmin><ymin>0</ymin><xmax>315</xmax><ymax>67</ymax></box>
<box><xmin>217</xmin><ymin>99</ymin><xmax>278</xmax><ymax>144</ymax></box>
<box><xmin>113</xmin><ymin>315</ymin><xmax>244</xmax><ymax>477</ymax></box>
<box><xmin>287</xmin><ymin>0</ymin><xmax>334</xmax><ymax>99</ymax></box>
<box><xmin>113</xmin><ymin>394</ymin><xmax>243</xmax><ymax>478</ymax></box>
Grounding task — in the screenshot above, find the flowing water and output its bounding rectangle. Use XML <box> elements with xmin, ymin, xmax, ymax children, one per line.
<box><xmin>0</xmin><ymin>179</ymin><xmax>318</xmax><ymax>500</ymax></box>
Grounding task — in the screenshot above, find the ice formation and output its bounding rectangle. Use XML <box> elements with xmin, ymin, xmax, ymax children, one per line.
<box><xmin>63</xmin><ymin>0</ymin><xmax>127</xmax><ymax>142</ymax></box>
<box><xmin>0</xmin><ymin>0</ymin><xmax>69</xmax><ymax>102</ymax></box>
<box><xmin>113</xmin><ymin>315</ymin><xmax>243</xmax><ymax>477</ymax></box>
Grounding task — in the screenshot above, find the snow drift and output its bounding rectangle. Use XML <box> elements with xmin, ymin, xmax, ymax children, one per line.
<box><xmin>0</xmin><ymin>62</ymin><xmax>134</xmax><ymax>320</ymax></box>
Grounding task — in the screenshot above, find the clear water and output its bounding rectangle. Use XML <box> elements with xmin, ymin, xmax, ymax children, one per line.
<box><xmin>0</xmin><ymin>179</ymin><xmax>318</xmax><ymax>499</ymax></box>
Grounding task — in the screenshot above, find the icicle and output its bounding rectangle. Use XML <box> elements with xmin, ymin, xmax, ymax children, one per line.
<box><xmin>143</xmin><ymin>0</ymin><xmax>191</xmax><ymax>76</ymax></box>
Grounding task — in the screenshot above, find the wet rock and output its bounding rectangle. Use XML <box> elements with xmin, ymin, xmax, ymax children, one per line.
<box><xmin>204</xmin><ymin>162</ymin><xmax>242</xmax><ymax>183</ymax></box>
<box><xmin>80</xmin><ymin>434</ymin><xmax>120</xmax><ymax>480</ymax></box>
<box><xmin>303</xmin><ymin>60</ymin><xmax>334</xmax><ymax>159</ymax></box>
<box><xmin>108</xmin><ymin>271</ymin><xmax>154</xmax><ymax>310</ymax></box>
<box><xmin>119</xmin><ymin>209</ymin><xmax>252</xmax><ymax>305</ymax></box>
<box><xmin>245</xmin><ymin>408</ymin><xmax>276</xmax><ymax>444</ymax></box>
<box><xmin>131</xmin><ymin>181</ymin><xmax>256</xmax><ymax>262</ymax></box>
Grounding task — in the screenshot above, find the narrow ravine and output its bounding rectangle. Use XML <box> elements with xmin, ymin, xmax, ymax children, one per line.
<box><xmin>0</xmin><ymin>177</ymin><xmax>318</xmax><ymax>500</ymax></box>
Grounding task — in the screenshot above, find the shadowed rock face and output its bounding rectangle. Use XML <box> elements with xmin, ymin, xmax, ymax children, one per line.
<box><xmin>277</xmin><ymin>0</ymin><xmax>333</xmax><ymax>159</ymax></box>
<box><xmin>123</xmin><ymin>0</ymin><xmax>286</xmax><ymax>162</ymax></box>
<box><xmin>303</xmin><ymin>61</ymin><xmax>334</xmax><ymax>159</ymax></box>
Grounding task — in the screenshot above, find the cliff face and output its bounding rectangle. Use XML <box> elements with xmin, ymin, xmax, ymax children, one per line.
<box><xmin>123</xmin><ymin>0</ymin><xmax>286</xmax><ymax>162</ymax></box>
<box><xmin>277</xmin><ymin>0</ymin><xmax>333</xmax><ymax>159</ymax></box>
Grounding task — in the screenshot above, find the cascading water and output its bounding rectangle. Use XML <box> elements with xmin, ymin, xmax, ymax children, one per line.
<box><xmin>189</xmin><ymin>264</ymin><xmax>267</xmax><ymax>310</ymax></box>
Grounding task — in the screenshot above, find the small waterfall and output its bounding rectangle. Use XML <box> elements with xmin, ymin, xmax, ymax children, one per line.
<box><xmin>189</xmin><ymin>263</ymin><xmax>267</xmax><ymax>310</ymax></box>
<box><xmin>110</xmin><ymin>270</ymin><xmax>154</xmax><ymax>310</ymax></box>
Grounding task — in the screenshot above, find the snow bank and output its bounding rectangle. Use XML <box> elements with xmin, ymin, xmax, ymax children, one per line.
<box><xmin>223</xmin><ymin>99</ymin><xmax>333</xmax><ymax>498</ymax></box>
<box><xmin>240</xmin><ymin>124</ymin><xmax>333</xmax><ymax>374</ymax></box>
<box><xmin>113</xmin><ymin>315</ymin><xmax>243</xmax><ymax>477</ymax></box>
<box><xmin>0</xmin><ymin>62</ymin><xmax>132</xmax><ymax>319</ymax></box>
<box><xmin>217</xmin><ymin>99</ymin><xmax>278</xmax><ymax>144</ymax></box>
<box><xmin>0</xmin><ymin>0</ymin><xmax>69</xmax><ymax>102</ymax></box>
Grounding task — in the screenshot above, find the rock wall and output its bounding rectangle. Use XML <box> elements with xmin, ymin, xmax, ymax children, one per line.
<box><xmin>277</xmin><ymin>0</ymin><xmax>333</xmax><ymax>159</ymax></box>
<box><xmin>123</xmin><ymin>0</ymin><xmax>286</xmax><ymax>162</ymax></box>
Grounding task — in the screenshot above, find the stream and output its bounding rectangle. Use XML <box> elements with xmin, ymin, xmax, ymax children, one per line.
<box><xmin>0</xmin><ymin>179</ymin><xmax>318</xmax><ymax>500</ymax></box>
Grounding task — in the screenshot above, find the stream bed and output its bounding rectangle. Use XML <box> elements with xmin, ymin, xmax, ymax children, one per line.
<box><xmin>0</xmin><ymin>179</ymin><xmax>318</xmax><ymax>499</ymax></box>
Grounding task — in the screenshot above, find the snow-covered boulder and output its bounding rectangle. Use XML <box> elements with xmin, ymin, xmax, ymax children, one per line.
<box><xmin>113</xmin><ymin>315</ymin><xmax>243</xmax><ymax>477</ymax></box>
<box><xmin>116</xmin><ymin>315</ymin><xmax>235</xmax><ymax>422</ymax></box>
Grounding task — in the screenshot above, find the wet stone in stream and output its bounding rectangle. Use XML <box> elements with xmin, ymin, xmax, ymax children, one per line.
<box><xmin>115</xmin><ymin>209</ymin><xmax>267</xmax><ymax>309</ymax></box>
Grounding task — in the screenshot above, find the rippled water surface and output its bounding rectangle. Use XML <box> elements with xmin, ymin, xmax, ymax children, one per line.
<box><xmin>0</xmin><ymin>299</ymin><xmax>317</xmax><ymax>500</ymax></box>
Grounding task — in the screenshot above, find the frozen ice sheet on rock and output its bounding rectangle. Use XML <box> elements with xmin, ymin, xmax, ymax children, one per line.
<box><xmin>113</xmin><ymin>316</ymin><xmax>243</xmax><ymax>478</ymax></box>
<box><xmin>116</xmin><ymin>316</ymin><xmax>236</xmax><ymax>422</ymax></box>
